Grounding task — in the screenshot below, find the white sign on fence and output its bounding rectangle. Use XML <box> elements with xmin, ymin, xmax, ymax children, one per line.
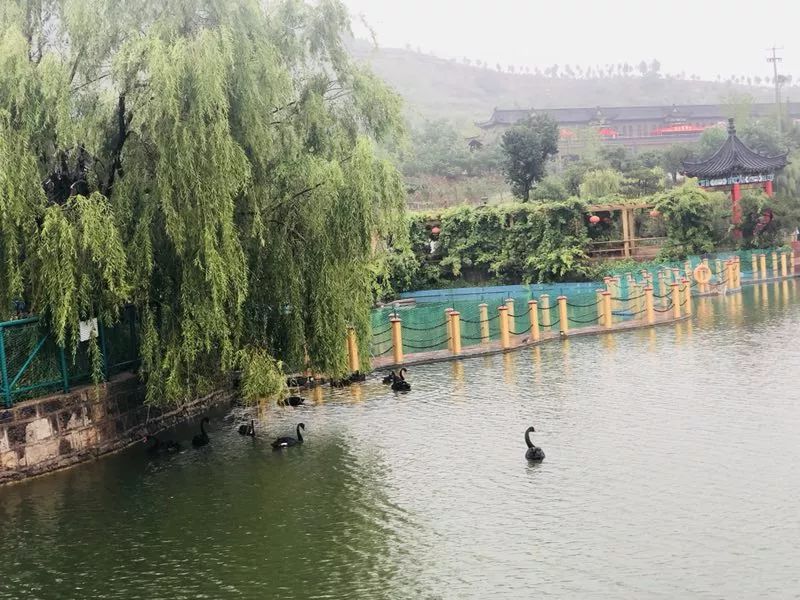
<box><xmin>79</xmin><ymin>318</ymin><xmax>99</xmax><ymax>342</ymax></box>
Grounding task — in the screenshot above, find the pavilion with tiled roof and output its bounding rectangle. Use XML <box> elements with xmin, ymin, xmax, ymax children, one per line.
<box><xmin>682</xmin><ymin>118</ymin><xmax>788</xmax><ymax>228</ymax></box>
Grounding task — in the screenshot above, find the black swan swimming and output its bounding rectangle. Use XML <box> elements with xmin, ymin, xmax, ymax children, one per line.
<box><xmin>524</xmin><ymin>426</ymin><xmax>545</xmax><ymax>461</ymax></box>
<box><xmin>391</xmin><ymin>368</ymin><xmax>411</xmax><ymax>392</ymax></box>
<box><xmin>349</xmin><ymin>371</ymin><xmax>366</xmax><ymax>383</ymax></box>
<box><xmin>330</xmin><ymin>377</ymin><xmax>352</xmax><ymax>388</ymax></box>
<box><xmin>271</xmin><ymin>423</ymin><xmax>305</xmax><ymax>449</ymax></box>
<box><xmin>145</xmin><ymin>435</ymin><xmax>181</xmax><ymax>454</ymax></box>
<box><xmin>382</xmin><ymin>371</ymin><xmax>397</xmax><ymax>385</ymax></box>
<box><xmin>192</xmin><ymin>417</ymin><xmax>211</xmax><ymax>447</ymax></box>
<box><xmin>238</xmin><ymin>419</ymin><xmax>255</xmax><ymax>436</ymax></box>
<box><xmin>281</xmin><ymin>396</ymin><xmax>305</xmax><ymax>407</ymax></box>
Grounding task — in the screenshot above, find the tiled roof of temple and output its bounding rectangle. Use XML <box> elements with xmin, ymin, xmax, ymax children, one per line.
<box><xmin>681</xmin><ymin>119</ymin><xmax>788</xmax><ymax>178</ymax></box>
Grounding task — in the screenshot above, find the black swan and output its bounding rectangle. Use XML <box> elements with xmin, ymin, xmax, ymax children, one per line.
<box><xmin>524</xmin><ymin>426</ymin><xmax>545</xmax><ymax>461</ymax></box>
<box><xmin>382</xmin><ymin>371</ymin><xmax>397</xmax><ymax>385</ymax></box>
<box><xmin>271</xmin><ymin>423</ymin><xmax>305</xmax><ymax>449</ymax></box>
<box><xmin>349</xmin><ymin>371</ymin><xmax>366</xmax><ymax>383</ymax></box>
<box><xmin>281</xmin><ymin>396</ymin><xmax>305</xmax><ymax>407</ymax></box>
<box><xmin>287</xmin><ymin>375</ymin><xmax>316</xmax><ymax>388</ymax></box>
<box><xmin>238</xmin><ymin>419</ymin><xmax>255</xmax><ymax>436</ymax></box>
<box><xmin>330</xmin><ymin>378</ymin><xmax>352</xmax><ymax>388</ymax></box>
<box><xmin>145</xmin><ymin>435</ymin><xmax>181</xmax><ymax>454</ymax></box>
<box><xmin>391</xmin><ymin>368</ymin><xmax>411</xmax><ymax>392</ymax></box>
<box><xmin>192</xmin><ymin>417</ymin><xmax>211</xmax><ymax>447</ymax></box>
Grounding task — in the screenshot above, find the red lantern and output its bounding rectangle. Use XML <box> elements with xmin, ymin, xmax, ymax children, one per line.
<box><xmin>589</xmin><ymin>215</ymin><xmax>601</xmax><ymax>224</ymax></box>
<box><xmin>649</xmin><ymin>209</ymin><xmax>661</xmax><ymax>218</ymax></box>
<box><xmin>431</xmin><ymin>226</ymin><xmax>441</xmax><ymax>235</ymax></box>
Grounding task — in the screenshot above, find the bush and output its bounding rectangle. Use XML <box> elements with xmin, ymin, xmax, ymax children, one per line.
<box><xmin>654</xmin><ymin>182</ymin><xmax>727</xmax><ymax>259</ymax></box>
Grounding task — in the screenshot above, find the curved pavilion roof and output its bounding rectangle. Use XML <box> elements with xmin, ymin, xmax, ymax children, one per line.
<box><xmin>682</xmin><ymin>118</ymin><xmax>788</xmax><ymax>178</ymax></box>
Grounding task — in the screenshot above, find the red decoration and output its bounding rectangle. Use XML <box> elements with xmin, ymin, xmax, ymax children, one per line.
<box><xmin>649</xmin><ymin>209</ymin><xmax>661</xmax><ymax>218</ymax></box>
<box><xmin>431</xmin><ymin>226</ymin><xmax>441</xmax><ymax>235</ymax></box>
<box><xmin>589</xmin><ymin>215</ymin><xmax>601</xmax><ymax>224</ymax></box>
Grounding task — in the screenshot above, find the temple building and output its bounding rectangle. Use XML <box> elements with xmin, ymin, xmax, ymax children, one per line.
<box><xmin>682</xmin><ymin>118</ymin><xmax>788</xmax><ymax>228</ymax></box>
<box><xmin>476</xmin><ymin>103</ymin><xmax>800</xmax><ymax>151</ymax></box>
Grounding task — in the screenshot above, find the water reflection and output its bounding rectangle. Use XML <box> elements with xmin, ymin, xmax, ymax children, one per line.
<box><xmin>1</xmin><ymin>283</ymin><xmax>800</xmax><ymax>598</ymax></box>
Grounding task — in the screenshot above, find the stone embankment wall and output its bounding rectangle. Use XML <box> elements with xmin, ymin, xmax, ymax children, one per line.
<box><xmin>0</xmin><ymin>375</ymin><xmax>234</xmax><ymax>485</ymax></box>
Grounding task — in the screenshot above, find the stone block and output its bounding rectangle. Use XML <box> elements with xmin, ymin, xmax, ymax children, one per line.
<box><xmin>43</xmin><ymin>399</ymin><xmax>64</xmax><ymax>414</ymax></box>
<box><xmin>25</xmin><ymin>417</ymin><xmax>54</xmax><ymax>443</ymax></box>
<box><xmin>6</xmin><ymin>423</ymin><xmax>27</xmax><ymax>446</ymax></box>
<box><xmin>65</xmin><ymin>408</ymin><xmax>90</xmax><ymax>431</ymax></box>
<box><xmin>23</xmin><ymin>438</ymin><xmax>60</xmax><ymax>467</ymax></box>
<box><xmin>15</xmin><ymin>404</ymin><xmax>37</xmax><ymax>421</ymax></box>
<box><xmin>1</xmin><ymin>449</ymin><xmax>19</xmax><ymax>470</ymax></box>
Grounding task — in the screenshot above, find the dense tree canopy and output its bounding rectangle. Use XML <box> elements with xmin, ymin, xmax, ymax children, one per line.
<box><xmin>0</xmin><ymin>0</ymin><xmax>406</xmax><ymax>404</ymax></box>
<box><xmin>500</xmin><ymin>115</ymin><xmax>559</xmax><ymax>201</ymax></box>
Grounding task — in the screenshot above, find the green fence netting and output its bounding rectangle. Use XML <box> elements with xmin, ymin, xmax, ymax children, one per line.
<box><xmin>370</xmin><ymin>249</ymin><xmax>786</xmax><ymax>357</ymax></box>
<box><xmin>0</xmin><ymin>307</ymin><xmax>139</xmax><ymax>407</ymax></box>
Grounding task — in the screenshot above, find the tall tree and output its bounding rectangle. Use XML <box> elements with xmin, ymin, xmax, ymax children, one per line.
<box><xmin>500</xmin><ymin>115</ymin><xmax>559</xmax><ymax>201</ymax></box>
<box><xmin>0</xmin><ymin>0</ymin><xmax>406</xmax><ymax>404</ymax></box>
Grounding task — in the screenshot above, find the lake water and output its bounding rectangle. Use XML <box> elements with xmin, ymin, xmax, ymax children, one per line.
<box><xmin>2</xmin><ymin>281</ymin><xmax>800</xmax><ymax>599</ymax></box>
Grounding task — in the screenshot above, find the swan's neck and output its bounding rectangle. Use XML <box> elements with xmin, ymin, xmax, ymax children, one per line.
<box><xmin>524</xmin><ymin>429</ymin><xmax>534</xmax><ymax>449</ymax></box>
<box><xmin>296</xmin><ymin>425</ymin><xmax>304</xmax><ymax>442</ymax></box>
<box><xmin>200</xmin><ymin>421</ymin><xmax>207</xmax><ymax>436</ymax></box>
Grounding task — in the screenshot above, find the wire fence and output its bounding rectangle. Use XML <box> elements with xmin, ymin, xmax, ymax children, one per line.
<box><xmin>0</xmin><ymin>306</ymin><xmax>139</xmax><ymax>407</ymax></box>
<box><xmin>370</xmin><ymin>248</ymin><xmax>792</xmax><ymax>359</ymax></box>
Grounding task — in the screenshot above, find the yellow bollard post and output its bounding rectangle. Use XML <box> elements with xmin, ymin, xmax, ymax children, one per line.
<box><xmin>445</xmin><ymin>308</ymin><xmax>454</xmax><ymax>352</ymax></box>
<box><xmin>658</xmin><ymin>271</ymin><xmax>668</xmax><ymax>308</ymax></box>
<box><xmin>751</xmin><ymin>254</ymin><xmax>759</xmax><ymax>281</ymax></box>
<box><xmin>772</xmin><ymin>252</ymin><xmax>779</xmax><ymax>279</ymax></box>
<box><xmin>347</xmin><ymin>327</ymin><xmax>360</xmax><ymax>373</ymax></box>
<box><xmin>644</xmin><ymin>286</ymin><xmax>655</xmax><ymax>324</ymax></box>
<box><xmin>792</xmin><ymin>251</ymin><xmax>797</xmax><ymax>276</ymax></box>
<box><xmin>528</xmin><ymin>300</ymin><xmax>540</xmax><ymax>342</ymax></box>
<box><xmin>557</xmin><ymin>296</ymin><xmax>569</xmax><ymax>335</ymax></box>
<box><xmin>602</xmin><ymin>291</ymin><xmax>613</xmax><ymax>328</ymax></box>
<box><xmin>715</xmin><ymin>258</ymin><xmax>723</xmax><ymax>282</ymax></box>
<box><xmin>736</xmin><ymin>257</ymin><xmax>742</xmax><ymax>288</ymax></box>
<box><xmin>682</xmin><ymin>278</ymin><xmax>693</xmax><ymax>316</ymax></box>
<box><xmin>479</xmin><ymin>303</ymin><xmax>490</xmax><ymax>344</ymax></box>
<box><xmin>781</xmin><ymin>252</ymin><xmax>789</xmax><ymax>278</ymax></box>
<box><xmin>450</xmin><ymin>311</ymin><xmax>462</xmax><ymax>354</ymax></box>
<box><xmin>672</xmin><ymin>268</ymin><xmax>680</xmax><ymax>286</ymax></box>
<box><xmin>671</xmin><ymin>282</ymin><xmax>682</xmax><ymax>320</ymax></box>
<box><xmin>505</xmin><ymin>298</ymin><xmax>515</xmax><ymax>335</ymax></box>
<box><xmin>596</xmin><ymin>289</ymin><xmax>605</xmax><ymax>326</ymax></box>
<box><xmin>498</xmin><ymin>306</ymin><xmax>511</xmax><ymax>349</ymax></box>
<box><xmin>725</xmin><ymin>261</ymin><xmax>734</xmax><ymax>294</ymax></box>
<box><xmin>390</xmin><ymin>316</ymin><xmax>403</xmax><ymax>364</ymax></box>
<box><xmin>540</xmin><ymin>294</ymin><xmax>551</xmax><ymax>330</ymax></box>
<box><xmin>760</xmin><ymin>253</ymin><xmax>768</xmax><ymax>280</ymax></box>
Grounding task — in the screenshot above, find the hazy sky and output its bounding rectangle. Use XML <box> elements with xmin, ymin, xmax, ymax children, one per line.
<box><xmin>344</xmin><ymin>0</ymin><xmax>799</xmax><ymax>82</ymax></box>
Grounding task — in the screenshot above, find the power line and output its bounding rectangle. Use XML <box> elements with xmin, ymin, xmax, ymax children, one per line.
<box><xmin>767</xmin><ymin>46</ymin><xmax>784</xmax><ymax>135</ymax></box>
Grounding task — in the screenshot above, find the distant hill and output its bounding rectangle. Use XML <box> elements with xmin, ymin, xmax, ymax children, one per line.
<box><xmin>349</xmin><ymin>40</ymin><xmax>778</xmax><ymax>130</ymax></box>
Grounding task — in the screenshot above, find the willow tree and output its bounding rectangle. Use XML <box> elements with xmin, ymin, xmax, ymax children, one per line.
<box><xmin>0</xmin><ymin>0</ymin><xmax>406</xmax><ymax>403</ymax></box>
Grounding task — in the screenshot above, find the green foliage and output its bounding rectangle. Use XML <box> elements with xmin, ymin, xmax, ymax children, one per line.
<box><xmin>0</xmin><ymin>0</ymin><xmax>406</xmax><ymax>404</ymax></box>
<box><xmin>737</xmin><ymin>191</ymin><xmax>781</xmax><ymax>248</ymax></box>
<box><xmin>654</xmin><ymin>182</ymin><xmax>726</xmax><ymax>259</ymax></box>
<box><xmin>579</xmin><ymin>169</ymin><xmax>622</xmax><ymax>199</ymax></box>
<box><xmin>501</xmin><ymin>115</ymin><xmax>559</xmax><ymax>200</ymax></box>
<box><xmin>238</xmin><ymin>347</ymin><xmax>288</xmax><ymax>406</ymax></box>
<box><xmin>385</xmin><ymin>200</ymin><xmax>591</xmax><ymax>292</ymax></box>
<box><xmin>403</xmin><ymin>119</ymin><xmax>502</xmax><ymax>178</ymax></box>
<box><xmin>530</xmin><ymin>176</ymin><xmax>569</xmax><ymax>201</ymax></box>
<box><xmin>620</xmin><ymin>167</ymin><xmax>666</xmax><ymax>198</ymax></box>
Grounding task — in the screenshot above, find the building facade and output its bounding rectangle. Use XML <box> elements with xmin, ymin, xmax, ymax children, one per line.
<box><xmin>477</xmin><ymin>103</ymin><xmax>800</xmax><ymax>151</ymax></box>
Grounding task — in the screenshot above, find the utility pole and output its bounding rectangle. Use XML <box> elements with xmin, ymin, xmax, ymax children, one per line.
<box><xmin>767</xmin><ymin>47</ymin><xmax>784</xmax><ymax>135</ymax></box>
